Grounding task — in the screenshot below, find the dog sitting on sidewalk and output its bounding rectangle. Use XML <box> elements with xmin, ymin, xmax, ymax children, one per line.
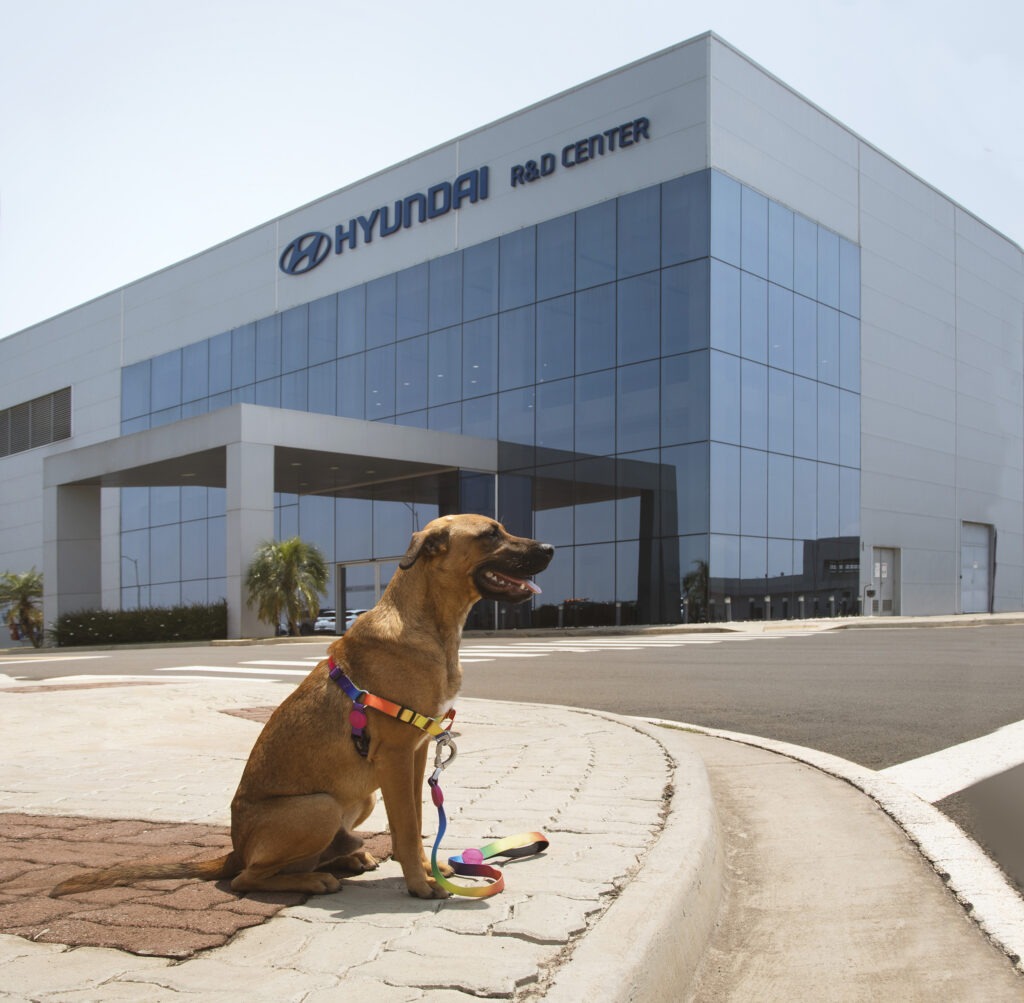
<box><xmin>52</xmin><ymin>515</ymin><xmax>553</xmax><ymax>900</ymax></box>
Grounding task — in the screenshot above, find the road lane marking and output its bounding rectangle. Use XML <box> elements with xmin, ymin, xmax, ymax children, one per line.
<box><xmin>241</xmin><ymin>659</ymin><xmax>321</xmax><ymax>667</ymax></box>
<box><xmin>155</xmin><ymin>665</ymin><xmax>309</xmax><ymax>677</ymax></box>
<box><xmin>879</xmin><ymin>718</ymin><xmax>1024</xmax><ymax>802</ymax></box>
<box><xmin>0</xmin><ymin>655</ymin><xmax>108</xmax><ymax>665</ymax></box>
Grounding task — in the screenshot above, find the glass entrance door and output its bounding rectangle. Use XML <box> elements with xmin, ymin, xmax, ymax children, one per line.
<box><xmin>336</xmin><ymin>559</ymin><xmax>400</xmax><ymax>631</ymax></box>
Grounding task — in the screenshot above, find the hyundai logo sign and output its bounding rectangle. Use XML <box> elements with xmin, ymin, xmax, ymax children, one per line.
<box><xmin>279</xmin><ymin>232</ymin><xmax>332</xmax><ymax>275</ymax></box>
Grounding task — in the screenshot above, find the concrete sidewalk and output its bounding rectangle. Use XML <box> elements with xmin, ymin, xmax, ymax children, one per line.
<box><xmin>0</xmin><ymin>669</ymin><xmax>1021</xmax><ymax>1001</ymax></box>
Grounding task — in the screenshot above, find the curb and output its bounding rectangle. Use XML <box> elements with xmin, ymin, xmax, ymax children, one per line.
<box><xmin>540</xmin><ymin>716</ymin><xmax>724</xmax><ymax>1002</ymax></box>
<box><xmin>645</xmin><ymin>718</ymin><xmax>1024</xmax><ymax>975</ymax></box>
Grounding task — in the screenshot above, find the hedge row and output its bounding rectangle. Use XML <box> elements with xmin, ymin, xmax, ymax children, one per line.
<box><xmin>51</xmin><ymin>601</ymin><xmax>228</xmax><ymax>647</ymax></box>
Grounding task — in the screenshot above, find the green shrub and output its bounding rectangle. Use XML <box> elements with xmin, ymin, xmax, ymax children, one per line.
<box><xmin>50</xmin><ymin>601</ymin><xmax>228</xmax><ymax>647</ymax></box>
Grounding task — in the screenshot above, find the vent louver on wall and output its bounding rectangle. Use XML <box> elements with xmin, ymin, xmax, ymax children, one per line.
<box><xmin>0</xmin><ymin>387</ymin><xmax>72</xmax><ymax>457</ymax></box>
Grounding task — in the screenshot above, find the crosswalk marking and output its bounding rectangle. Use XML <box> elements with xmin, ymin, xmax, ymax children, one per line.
<box><xmin>879</xmin><ymin>719</ymin><xmax>1024</xmax><ymax>803</ymax></box>
<box><xmin>155</xmin><ymin>665</ymin><xmax>309</xmax><ymax>678</ymax></box>
<box><xmin>241</xmin><ymin>659</ymin><xmax>321</xmax><ymax>667</ymax></box>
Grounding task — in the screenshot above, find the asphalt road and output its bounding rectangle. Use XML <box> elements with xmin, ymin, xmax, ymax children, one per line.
<box><xmin>3</xmin><ymin>621</ymin><xmax>1022</xmax><ymax>892</ymax></box>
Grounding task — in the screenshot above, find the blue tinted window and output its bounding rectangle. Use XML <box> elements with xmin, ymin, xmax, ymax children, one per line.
<box><xmin>150</xmin><ymin>524</ymin><xmax>180</xmax><ymax>584</ymax></box>
<box><xmin>768</xmin><ymin>453</ymin><xmax>793</xmax><ymax>538</ymax></box>
<box><xmin>255</xmin><ymin>378</ymin><xmax>281</xmax><ymax>407</ymax></box>
<box><xmin>181</xmin><ymin>520</ymin><xmax>208</xmax><ymax>581</ymax></box>
<box><xmin>815</xmin><ymin>387</ymin><xmax>839</xmax><ymax>465</ymax></box>
<box><xmin>281</xmin><ymin>370</ymin><xmax>308</xmax><ymax>412</ymax></box>
<box><xmin>840</xmin><ymin>467</ymin><xmax>860</xmax><ymax>536</ymax></box>
<box><xmin>768</xmin><ymin>368</ymin><xmax>794</xmax><ymax>454</ymax></box>
<box><xmin>208</xmin><ymin>332</ymin><xmax>231</xmax><ymax>395</ymax></box>
<box><xmin>740</xmin><ymin>273</ymin><xmax>768</xmax><ymax>363</ymax></box>
<box><xmin>710</xmin><ymin>172</ymin><xmax>741</xmax><ymax>266</ymax></box>
<box><xmin>308</xmin><ymin>295</ymin><xmax>337</xmax><ymax>365</ymax></box>
<box><xmin>574</xmin><ymin>542</ymin><xmax>615</xmax><ymax>599</ymax></box>
<box><xmin>793</xmin><ymin>376</ymin><xmax>817</xmax><ymax>459</ymax></box>
<box><xmin>429</xmin><ymin>253</ymin><xmax>462</xmax><ymax>330</ymax></box>
<box><xmin>150</xmin><ymin>351</ymin><xmax>182</xmax><ymax>412</ymax></box>
<box><xmin>500</xmin><ymin>228</ymin><xmax>536</xmax><ymax>311</ymax></box>
<box><xmin>662</xmin><ymin>171</ymin><xmax>709</xmax><ymax>266</ymax></box>
<box><xmin>463</xmin><ymin>239</ymin><xmax>499</xmax><ymax>321</ymax></box>
<box><xmin>231</xmin><ymin>325</ymin><xmax>255</xmax><ymax>389</ymax></box>
<box><xmin>256</xmin><ymin>315</ymin><xmax>281</xmax><ymax>381</ymax></box>
<box><xmin>740</xmin><ymin>535</ymin><xmax>767</xmax><ymax>582</ymax></box>
<box><xmin>741</xmin><ymin>187</ymin><xmax>768</xmax><ymax>278</ymax></box>
<box><xmin>536</xmin><ymin>295</ymin><xmax>574</xmax><ymax>382</ymax></box>
<box><xmin>462</xmin><ymin>393</ymin><xmax>497</xmax><ymax>440</ymax></box>
<box><xmin>839</xmin><ymin>239</ymin><xmax>861</xmax><ymax>318</ymax></box>
<box><xmin>817</xmin><ymin>463</ymin><xmax>839</xmax><ymax>538</ymax></box>
<box><xmin>768</xmin><ymin>537</ymin><xmax>794</xmax><ymax>578</ymax></box>
<box><xmin>121</xmin><ymin>487</ymin><xmax>149</xmax><ymax>531</ymax></box>
<box><xmin>575</xmin><ymin>201</ymin><xmax>616</xmax><ymax>289</ymax></box>
<box><xmin>768</xmin><ymin>285</ymin><xmax>793</xmax><ymax>372</ymax></box>
<box><xmin>817</xmin><ymin>305</ymin><xmax>839</xmax><ymax>385</ymax></box>
<box><xmin>181</xmin><ymin>399</ymin><xmax>208</xmax><ymax>419</ymax></box>
<box><xmin>740</xmin><ymin>360</ymin><xmax>767</xmax><ymax>450</ymax></box>
<box><xmin>840</xmin><ymin>389</ymin><xmax>860</xmax><ymax>468</ymax></box>
<box><xmin>536</xmin><ymin>214</ymin><xmax>574</xmax><ymax>300</ymax></box>
<box><xmin>429</xmin><ymin>403</ymin><xmax>461</xmax><ymax>433</ymax></box>
<box><xmin>741</xmin><ymin>448</ymin><xmax>767</xmax><ymax>536</ymax></box>
<box><xmin>661</xmin><ymin>259</ymin><xmax>709</xmax><ymax>356</ymax></box>
<box><xmin>710</xmin><ymin>261</ymin><xmax>741</xmax><ymax>355</ymax></box>
<box><xmin>617</xmin><ymin>272</ymin><xmax>659</xmax><ymax>364</ymax></box>
<box><xmin>575</xmin><ymin>284</ymin><xmax>615</xmax><ymax>374</ymax></box>
<box><xmin>662</xmin><ymin>351</ymin><xmax>709</xmax><ymax>446</ymax></box>
<box><xmin>396</xmin><ymin>335</ymin><xmax>428</xmax><ymax>413</ymax></box>
<box><xmin>182</xmin><ymin>342</ymin><xmax>208</xmax><ymax>403</ymax></box>
<box><xmin>535</xmin><ymin>378</ymin><xmax>574</xmax><ymax>451</ymax></box>
<box><xmin>308</xmin><ymin>362</ymin><xmax>336</xmax><ymax>415</ymax></box>
<box><xmin>793</xmin><ymin>458</ymin><xmax>817</xmax><ymax>539</ymax></box>
<box><xmin>793</xmin><ymin>295</ymin><xmax>817</xmax><ymax>379</ymax></box>
<box><xmin>710</xmin><ymin>350</ymin><xmax>740</xmax><ymax>445</ymax></box>
<box><xmin>710</xmin><ymin>443</ymin><xmax>740</xmax><ymax>534</ymax></box>
<box><xmin>339</xmin><ymin>286</ymin><xmax>366</xmax><ymax>356</ymax></box>
<box><xmin>396</xmin><ymin>263</ymin><xmax>428</xmax><ymax>340</ymax></box>
<box><xmin>710</xmin><ymin>532</ymin><xmax>740</xmax><ymax>579</ymax></box>
<box><xmin>662</xmin><ymin>442</ymin><xmax>709</xmax><ymax>536</ymax></box>
<box><xmin>617</xmin><ymin>186</ymin><xmax>660</xmax><ymax>278</ymax></box>
<box><xmin>768</xmin><ymin>201</ymin><xmax>794</xmax><ymax>288</ymax></box>
<box><xmin>839</xmin><ymin>314</ymin><xmax>860</xmax><ymax>392</ymax></box>
<box><xmin>366</xmin><ymin>274</ymin><xmax>396</xmax><ymax>348</ymax></box>
<box><xmin>429</xmin><ymin>326</ymin><xmax>462</xmax><ymax>406</ymax></box>
<box><xmin>122</xmin><ymin>360</ymin><xmax>151</xmax><ymax>420</ymax></box>
<box><xmin>282</xmin><ymin>305</ymin><xmax>308</xmax><ymax>373</ymax></box>
<box><xmin>793</xmin><ymin>215</ymin><xmax>817</xmax><ymax>299</ymax></box>
<box><xmin>463</xmin><ymin>316</ymin><xmax>497</xmax><ymax>398</ymax></box>
<box><xmin>817</xmin><ymin>228</ymin><xmax>840</xmax><ymax>308</ymax></box>
<box><xmin>574</xmin><ymin>370</ymin><xmax>615</xmax><ymax>455</ymax></box>
<box><xmin>181</xmin><ymin>486</ymin><xmax>208</xmax><ymax>523</ymax></box>
<box><xmin>499</xmin><ymin>306</ymin><xmax>535</xmax><ymax>391</ymax></box>
<box><xmin>365</xmin><ymin>345</ymin><xmax>395</xmax><ymax>418</ymax></box>
<box><xmin>337</xmin><ymin>354</ymin><xmax>364</xmax><ymax>419</ymax></box>
<box><xmin>616</xmin><ymin>361</ymin><xmax>660</xmax><ymax>453</ymax></box>
<box><xmin>498</xmin><ymin>386</ymin><xmax>535</xmax><ymax>446</ymax></box>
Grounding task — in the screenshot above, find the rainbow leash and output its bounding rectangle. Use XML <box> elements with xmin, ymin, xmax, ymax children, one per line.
<box><xmin>427</xmin><ymin>734</ymin><xmax>549</xmax><ymax>898</ymax></box>
<box><xmin>328</xmin><ymin>661</ymin><xmax>548</xmax><ymax>898</ymax></box>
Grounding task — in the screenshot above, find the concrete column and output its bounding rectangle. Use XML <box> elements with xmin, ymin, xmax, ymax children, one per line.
<box><xmin>44</xmin><ymin>483</ymin><xmax>103</xmax><ymax>631</ymax></box>
<box><xmin>226</xmin><ymin>441</ymin><xmax>275</xmax><ymax>639</ymax></box>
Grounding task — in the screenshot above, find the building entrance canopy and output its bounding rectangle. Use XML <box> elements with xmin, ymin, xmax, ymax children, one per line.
<box><xmin>43</xmin><ymin>404</ymin><xmax>498</xmax><ymax>637</ymax></box>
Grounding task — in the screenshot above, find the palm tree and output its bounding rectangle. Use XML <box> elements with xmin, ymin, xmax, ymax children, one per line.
<box><xmin>1</xmin><ymin>568</ymin><xmax>44</xmax><ymax>648</ymax></box>
<box><xmin>245</xmin><ymin>538</ymin><xmax>328</xmax><ymax>637</ymax></box>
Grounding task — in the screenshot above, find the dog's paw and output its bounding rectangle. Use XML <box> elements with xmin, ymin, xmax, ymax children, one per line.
<box><xmin>305</xmin><ymin>872</ymin><xmax>342</xmax><ymax>894</ymax></box>
<box><xmin>332</xmin><ymin>850</ymin><xmax>379</xmax><ymax>874</ymax></box>
<box><xmin>407</xmin><ymin>878</ymin><xmax>450</xmax><ymax>900</ymax></box>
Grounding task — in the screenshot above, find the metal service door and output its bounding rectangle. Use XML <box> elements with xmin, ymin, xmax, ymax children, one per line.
<box><xmin>872</xmin><ymin>548</ymin><xmax>897</xmax><ymax>615</ymax></box>
<box><xmin>960</xmin><ymin>522</ymin><xmax>993</xmax><ymax>614</ymax></box>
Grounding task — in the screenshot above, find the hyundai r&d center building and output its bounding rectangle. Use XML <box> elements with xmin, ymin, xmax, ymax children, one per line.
<box><xmin>2</xmin><ymin>33</ymin><xmax>1023</xmax><ymax>640</ymax></box>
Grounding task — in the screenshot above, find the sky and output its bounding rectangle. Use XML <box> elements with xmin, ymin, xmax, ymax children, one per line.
<box><xmin>1</xmin><ymin>0</ymin><xmax>1022</xmax><ymax>340</ymax></box>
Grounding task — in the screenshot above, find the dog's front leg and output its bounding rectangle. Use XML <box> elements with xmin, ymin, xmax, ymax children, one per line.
<box><xmin>376</xmin><ymin>741</ymin><xmax>449</xmax><ymax>899</ymax></box>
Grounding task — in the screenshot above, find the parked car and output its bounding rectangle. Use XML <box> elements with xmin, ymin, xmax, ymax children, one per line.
<box><xmin>313</xmin><ymin>609</ymin><xmax>337</xmax><ymax>634</ymax></box>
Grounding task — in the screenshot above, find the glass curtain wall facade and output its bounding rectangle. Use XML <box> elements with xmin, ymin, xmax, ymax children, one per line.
<box><xmin>119</xmin><ymin>169</ymin><xmax>861</xmax><ymax>625</ymax></box>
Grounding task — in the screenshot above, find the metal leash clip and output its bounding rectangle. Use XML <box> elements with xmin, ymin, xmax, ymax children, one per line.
<box><xmin>431</xmin><ymin>732</ymin><xmax>457</xmax><ymax>780</ymax></box>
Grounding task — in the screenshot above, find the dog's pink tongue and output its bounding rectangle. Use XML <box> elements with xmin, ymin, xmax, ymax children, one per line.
<box><xmin>510</xmin><ymin>575</ymin><xmax>542</xmax><ymax>595</ymax></box>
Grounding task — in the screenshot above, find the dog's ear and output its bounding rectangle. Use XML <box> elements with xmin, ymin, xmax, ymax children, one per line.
<box><xmin>399</xmin><ymin>525</ymin><xmax>451</xmax><ymax>569</ymax></box>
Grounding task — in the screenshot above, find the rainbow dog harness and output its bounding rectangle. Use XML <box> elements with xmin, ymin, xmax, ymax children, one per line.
<box><xmin>328</xmin><ymin>659</ymin><xmax>548</xmax><ymax>898</ymax></box>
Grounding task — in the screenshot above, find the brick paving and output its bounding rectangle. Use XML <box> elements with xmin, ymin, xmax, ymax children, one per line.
<box><xmin>0</xmin><ymin>813</ymin><xmax>392</xmax><ymax>959</ymax></box>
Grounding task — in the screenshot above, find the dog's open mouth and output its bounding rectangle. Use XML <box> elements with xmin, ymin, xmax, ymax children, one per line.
<box><xmin>477</xmin><ymin>568</ymin><xmax>543</xmax><ymax>602</ymax></box>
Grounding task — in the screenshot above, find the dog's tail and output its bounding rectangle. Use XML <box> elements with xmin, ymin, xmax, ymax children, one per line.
<box><xmin>50</xmin><ymin>851</ymin><xmax>238</xmax><ymax>897</ymax></box>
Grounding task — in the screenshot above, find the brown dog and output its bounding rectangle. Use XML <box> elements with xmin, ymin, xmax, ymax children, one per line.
<box><xmin>52</xmin><ymin>514</ymin><xmax>553</xmax><ymax>900</ymax></box>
